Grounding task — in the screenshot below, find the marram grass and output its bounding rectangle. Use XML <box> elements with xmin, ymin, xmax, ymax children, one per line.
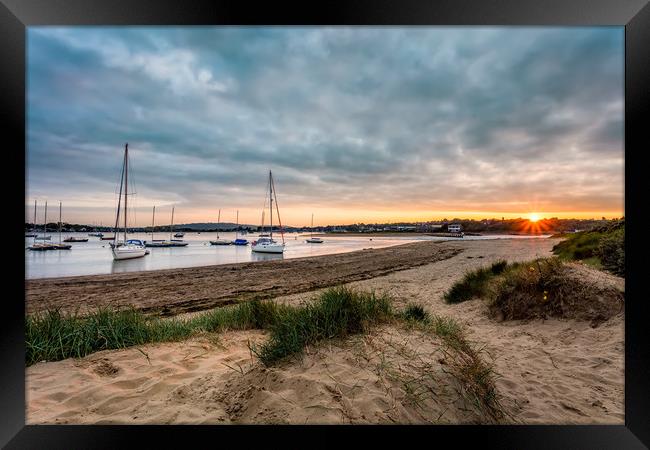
<box><xmin>27</xmin><ymin>294</ymin><xmax>503</xmax><ymax>422</ymax></box>
<box><xmin>26</xmin><ymin>286</ymin><xmax>392</xmax><ymax>367</ymax></box>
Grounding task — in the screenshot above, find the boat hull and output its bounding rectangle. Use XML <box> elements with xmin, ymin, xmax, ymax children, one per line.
<box><xmin>251</xmin><ymin>243</ymin><xmax>285</xmax><ymax>253</ymax></box>
<box><xmin>28</xmin><ymin>244</ymin><xmax>57</xmax><ymax>251</ymax></box>
<box><xmin>210</xmin><ymin>240</ymin><xmax>232</xmax><ymax>245</ymax></box>
<box><xmin>306</xmin><ymin>238</ymin><xmax>324</xmax><ymax>243</ymax></box>
<box><xmin>112</xmin><ymin>246</ymin><xmax>148</xmax><ymax>260</ymax></box>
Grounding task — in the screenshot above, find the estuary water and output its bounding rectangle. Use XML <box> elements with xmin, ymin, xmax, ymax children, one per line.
<box><xmin>25</xmin><ymin>232</ymin><xmax>551</xmax><ymax>279</ymax></box>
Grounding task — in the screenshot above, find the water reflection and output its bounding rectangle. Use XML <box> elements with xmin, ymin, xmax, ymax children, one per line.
<box><xmin>250</xmin><ymin>252</ymin><xmax>284</xmax><ymax>262</ymax></box>
<box><xmin>26</xmin><ymin>231</ymin><xmax>551</xmax><ymax>279</ymax></box>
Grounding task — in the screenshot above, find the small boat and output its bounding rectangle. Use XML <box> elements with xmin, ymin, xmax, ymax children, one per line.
<box><xmin>145</xmin><ymin>206</ymin><xmax>188</xmax><ymax>247</ymax></box>
<box><xmin>251</xmin><ymin>171</ymin><xmax>285</xmax><ymax>254</ymax></box>
<box><xmin>34</xmin><ymin>201</ymin><xmax>52</xmax><ymax>240</ymax></box>
<box><xmin>305</xmin><ymin>213</ymin><xmax>324</xmax><ymax>244</ymax></box>
<box><xmin>63</xmin><ymin>237</ymin><xmax>89</xmax><ymax>242</ymax></box>
<box><xmin>101</xmin><ymin>235</ymin><xmax>115</xmax><ymax>240</ymax></box>
<box><xmin>210</xmin><ymin>209</ymin><xmax>232</xmax><ymax>245</ymax></box>
<box><xmin>28</xmin><ymin>242</ymin><xmax>57</xmax><ymax>251</ymax></box>
<box><xmin>50</xmin><ymin>202</ymin><xmax>72</xmax><ymax>250</ymax></box>
<box><xmin>111</xmin><ymin>143</ymin><xmax>148</xmax><ymax>260</ymax></box>
<box><xmin>231</xmin><ymin>210</ymin><xmax>248</xmax><ymax>245</ymax></box>
<box><xmin>88</xmin><ymin>232</ymin><xmax>104</xmax><ymax>237</ymax></box>
<box><xmin>174</xmin><ymin>232</ymin><xmax>185</xmax><ymax>238</ymax></box>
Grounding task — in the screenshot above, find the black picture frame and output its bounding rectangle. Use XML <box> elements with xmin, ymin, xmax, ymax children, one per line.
<box><xmin>2</xmin><ymin>0</ymin><xmax>648</xmax><ymax>447</ymax></box>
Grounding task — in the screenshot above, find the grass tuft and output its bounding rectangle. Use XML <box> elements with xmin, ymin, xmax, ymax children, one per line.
<box><xmin>256</xmin><ymin>286</ymin><xmax>392</xmax><ymax>365</ymax></box>
<box><xmin>401</xmin><ymin>304</ymin><xmax>431</xmax><ymax>324</ymax></box>
<box><xmin>444</xmin><ymin>260</ymin><xmax>508</xmax><ymax>304</ymax></box>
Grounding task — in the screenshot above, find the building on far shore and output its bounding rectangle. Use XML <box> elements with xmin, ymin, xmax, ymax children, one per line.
<box><xmin>448</xmin><ymin>223</ymin><xmax>463</xmax><ymax>233</ymax></box>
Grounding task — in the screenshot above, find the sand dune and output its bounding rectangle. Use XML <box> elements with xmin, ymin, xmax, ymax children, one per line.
<box><xmin>26</xmin><ymin>238</ymin><xmax>624</xmax><ymax>424</ymax></box>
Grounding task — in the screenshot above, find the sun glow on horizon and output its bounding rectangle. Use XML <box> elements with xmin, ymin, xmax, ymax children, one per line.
<box><xmin>529</xmin><ymin>213</ymin><xmax>541</xmax><ymax>222</ymax></box>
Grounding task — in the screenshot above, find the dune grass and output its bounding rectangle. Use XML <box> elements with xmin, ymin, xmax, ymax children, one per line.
<box><xmin>394</xmin><ymin>303</ymin><xmax>504</xmax><ymax>422</ymax></box>
<box><xmin>444</xmin><ymin>260</ymin><xmax>508</xmax><ymax>304</ymax></box>
<box><xmin>552</xmin><ymin>221</ymin><xmax>624</xmax><ymax>276</ymax></box>
<box><xmin>27</xmin><ymin>292</ymin><xmax>504</xmax><ymax>422</ymax></box>
<box><xmin>26</xmin><ymin>287</ymin><xmax>393</xmax><ymax>367</ymax></box>
<box><xmin>254</xmin><ymin>287</ymin><xmax>393</xmax><ymax>365</ymax></box>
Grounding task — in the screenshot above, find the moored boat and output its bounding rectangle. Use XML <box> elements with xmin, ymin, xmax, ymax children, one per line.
<box><xmin>305</xmin><ymin>213</ymin><xmax>324</xmax><ymax>244</ymax></box>
<box><xmin>210</xmin><ymin>209</ymin><xmax>232</xmax><ymax>245</ymax></box>
<box><xmin>110</xmin><ymin>143</ymin><xmax>148</xmax><ymax>261</ymax></box>
<box><xmin>251</xmin><ymin>170</ymin><xmax>285</xmax><ymax>254</ymax></box>
<box><xmin>63</xmin><ymin>237</ymin><xmax>89</xmax><ymax>242</ymax></box>
<box><xmin>231</xmin><ymin>210</ymin><xmax>248</xmax><ymax>245</ymax></box>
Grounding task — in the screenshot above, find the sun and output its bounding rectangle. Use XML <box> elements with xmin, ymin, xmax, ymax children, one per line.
<box><xmin>529</xmin><ymin>213</ymin><xmax>540</xmax><ymax>222</ymax></box>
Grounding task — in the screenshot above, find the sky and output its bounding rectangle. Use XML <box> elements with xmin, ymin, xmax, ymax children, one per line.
<box><xmin>26</xmin><ymin>27</ymin><xmax>624</xmax><ymax>227</ymax></box>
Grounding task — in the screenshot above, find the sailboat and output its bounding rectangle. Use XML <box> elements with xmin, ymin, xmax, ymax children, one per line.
<box><xmin>28</xmin><ymin>200</ymin><xmax>56</xmax><ymax>250</ymax></box>
<box><xmin>232</xmin><ymin>210</ymin><xmax>249</xmax><ymax>245</ymax></box>
<box><xmin>305</xmin><ymin>213</ymin><xmax>324</xmax><ymax>243</ymax></box>
<box><xmin>168</xmin><ymin>206</ymin><xmax>188</xmax><ymax>246</ymax></box>
<box><xmin>25</xmin><ymin>200</ymin><xmax>37</xmax><ymax>237</ymax></box>
<box><xmin>145</xmin><ymin>205</ymin><xmax>169</xmax><ymax>247</ymax></box>
<box><xmin>110</xmin><ymin>143</ymin><xmax>149</xmax><ymax>260</ymax></box>
<box><xmin>251</xmin><ymin>171</ymin><xmax>285</xmax><ymax>254</ymax></box>
<box><xmin>51</xmin><ymin>202</ymin><xmax>72</xmax><ymax>249</ymax></box>
<box><xmin>34</xmin><ymin>201</ymin><xmax>52</xmax><ymax>240</ymax></box>
<box><xmin>210</xmin><ymin>209</ymin><xmax>232</xmax><ymax>245</ymax></box>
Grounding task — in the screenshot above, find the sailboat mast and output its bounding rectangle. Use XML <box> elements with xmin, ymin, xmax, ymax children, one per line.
<box><xmin>236</xmin><ymin>210</ymin><xmax>239</xmax><ymax>239</ymax></box>
<box><xmin>269</xmin><ymin>171</ymin><xmax>273</xmax><ymax>239</ymax></box>
<box><xmin>113</xmin><ymin>143</ymin><xmax>126</xmax><ymax>246</ymax></box>
<box><xmin>59</xmin><ymin>201</ymin><xmax>62</xmax><ymax>244</ymax></box>
<box><xmin>170</xmin><ymin>206</ymin><xmax>175</xmax><ymax>241</ymax></box>
<box><xmin>217</xmin><ymin>209</ymin><xmax>221</xmax><ymax>239</ymax></box>
<box><xmin>44</xmin><ymin>201</ymin><xmax>47</xmax><ymax>235</ymax></box>
<box><xmin>152</xmin><ymin>205</ymin><xmax>156</xmax><ymax>241</ymax></box>
<box><xmin>33</xmin><ymin>200</ymin><xmax>37</xmax><ymax>243</ymax></box>
<box><xmin>311</xmin><ymin>213</ymin><xmax>314</xmax><ymax>238</ymax></box>
<box><xmin>124</xmin><ymin>143</ymin><xmax>129</xmax><ymax>242</ymax></box>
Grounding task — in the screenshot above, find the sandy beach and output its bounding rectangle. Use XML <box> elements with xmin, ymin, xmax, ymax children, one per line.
<box><xmin>26</xmin><ymin>238</ymin><xmax>625</xmax><ymax>424</ymax></box>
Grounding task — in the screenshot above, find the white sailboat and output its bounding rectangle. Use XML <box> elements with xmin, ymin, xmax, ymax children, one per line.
<box><xmin>34</xmin><ymin>201</ymin><xmax>52</xmax><ymax>240</ymax></box>
<box><xmin>305</xmin><ymin>213</ymin><xmax>324</xmax><ymax>244</ymax></box>
<box><xmin>251</xmin><ymin>170</ymin><xmax>285</xmax><ymax>254</ymax></box>
<box><xmin>232</xmin><ymin>210</ymin><xmax>248</xmax><ymax>245</ymax></box>
<box><xmin>210</xmin><ymin>209</ymin><xmax>232</xmax><ymax>245</ymax></box>
<box><xmin>110</xmin><ymin>143</ymin><xmax>149</xmax><ymax>260</ymax></box>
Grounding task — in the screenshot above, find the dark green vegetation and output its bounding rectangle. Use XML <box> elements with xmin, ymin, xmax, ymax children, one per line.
<box><xmin>552</xmin><ymin>219</ymin><xmax>624</xmax><ymax>276</ymax></box>
<box><xmin>444</xmin><ymin>260</ymin><xmax>508</xmax><ymax>304</ymax></box>
<box><xmin>444</xmin><ymin>258</ymin><xmax>624</xmax><ymax>323</ymax></box>
<box><xmin>255</xmin><ymin>287</ymin><xmax>392</xmax><ymax>365</ymax></box>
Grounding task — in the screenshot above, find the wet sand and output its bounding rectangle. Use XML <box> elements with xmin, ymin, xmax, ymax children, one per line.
<box><xmin>25</xmin><ymin>241</ymin><xmax>460</xmax><ymax>317</ymax></box>
<box><xmin>26</xmin><ymin>238</ymin><xmax>624</xmax><ymax>424</ymax></box>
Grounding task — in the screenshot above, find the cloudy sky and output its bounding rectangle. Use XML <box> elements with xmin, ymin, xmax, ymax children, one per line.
<box><xmin>26</xmin><ymin>27</ymin><xmax>624</xmax><ymax>226</ymax></box>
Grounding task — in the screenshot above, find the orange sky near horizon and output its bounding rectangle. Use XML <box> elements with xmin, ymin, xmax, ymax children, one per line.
<box><xmin>24</xmin><ymin>202</ymin><xmax>624</xmax><ymax>228</ymax></box>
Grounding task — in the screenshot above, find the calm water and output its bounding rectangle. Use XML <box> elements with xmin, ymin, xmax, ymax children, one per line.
<box><xmin>25</xmin><ymin>232</ymin><xmax>551</xmax><ymax>279</ymax></box>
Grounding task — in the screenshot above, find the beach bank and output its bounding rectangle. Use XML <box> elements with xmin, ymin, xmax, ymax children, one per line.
<box><xmin>26</xmin><ymin>237</ymin><xmax>624</xmax><ymax>424</ymax></box>
<box><xmin>26</xmin><ymin>240</ymin><xmax>460</xmax><ymax>317</ymax></box>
